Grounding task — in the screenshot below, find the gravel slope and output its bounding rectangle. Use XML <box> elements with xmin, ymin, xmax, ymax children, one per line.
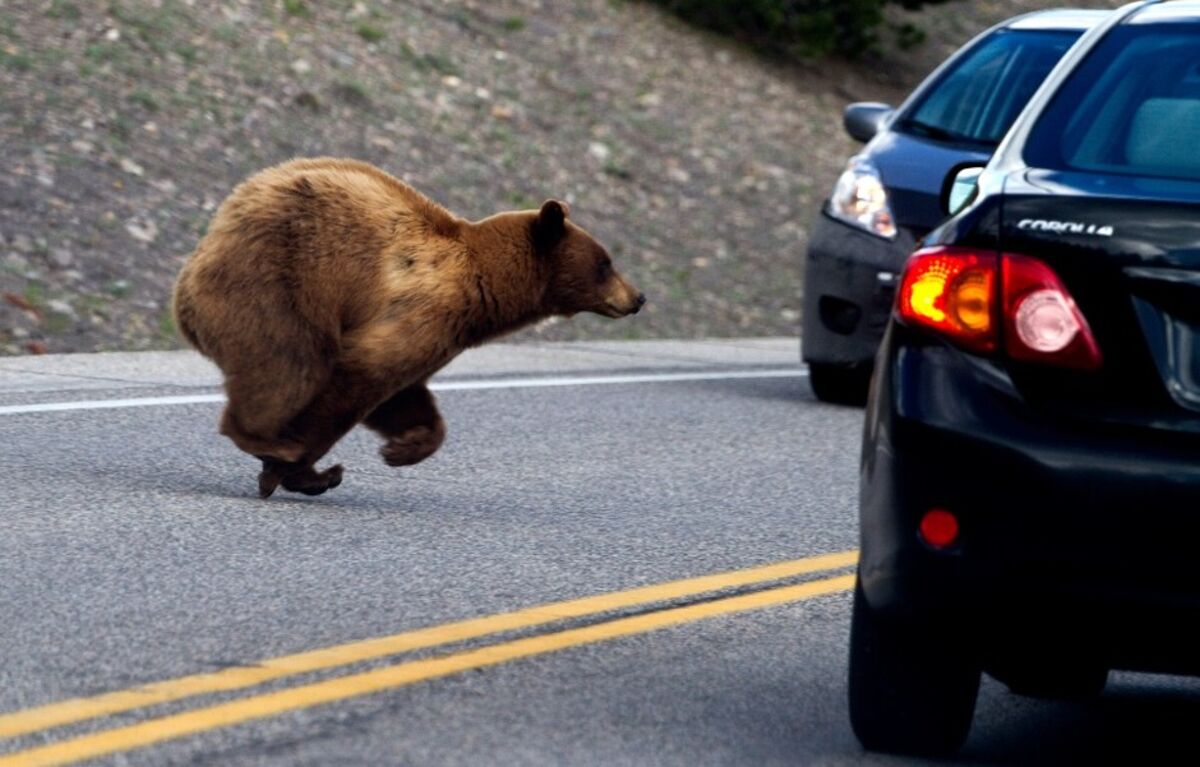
<box><xmin>0</xmin><ymin>0</ymin><xmax>1124</xmax><ymax>356</ymax></box>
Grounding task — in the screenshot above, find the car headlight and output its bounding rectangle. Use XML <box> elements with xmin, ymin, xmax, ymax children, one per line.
<box><xmin>828</xmin><ymin>158</ymin><xmax>897</xmax><ymax>239</ymax></box>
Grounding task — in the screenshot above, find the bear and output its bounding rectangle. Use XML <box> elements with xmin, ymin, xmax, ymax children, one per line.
<box><xmin>173</xmin><ymin>157</ymin><xmax>644</xmax><ymax>498</ymax></box>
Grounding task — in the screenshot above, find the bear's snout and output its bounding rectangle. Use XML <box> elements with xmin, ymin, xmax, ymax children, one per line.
<box><xmin>603</xmin><ymin>279</ymin><xmax>646</xmax><ymax>317</ymax></box>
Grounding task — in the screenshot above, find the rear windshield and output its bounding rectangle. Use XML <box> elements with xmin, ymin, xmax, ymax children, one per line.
<box><xmin>1025</xmin><ymin>23</ymin><xmax>1200</xmax><ymax>181</ymax></box>
<box><xmin>897</xmin><ymin>29</ymin><xmax>1081</xmax><ymax>147</ymax></box>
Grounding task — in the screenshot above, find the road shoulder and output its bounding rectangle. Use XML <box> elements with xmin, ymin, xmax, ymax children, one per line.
<box><xmin>0</xmin><ymin>337</ymin><xmax>802</xmax><ymax>399</ymax></box>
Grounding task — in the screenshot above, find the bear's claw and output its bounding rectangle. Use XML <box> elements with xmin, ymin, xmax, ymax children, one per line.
<box><xmin>258</xmin><ymin>470</ymin><xmax>281</xmax><ymax>498</ymax></box>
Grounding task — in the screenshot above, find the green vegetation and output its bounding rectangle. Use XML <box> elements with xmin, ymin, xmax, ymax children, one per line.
<box><xmin>502</xmin><ymin>16</ymin><xmax>526</xmax><ymax>32</ymax></box>
<box><xmin>508</xmin><ymin>192</ymin><xmax>539</xmax><ymax>209</ymax></box>
<box><xmin>644</xmin><ymin>0</ymin><xmax>963</xmax><ymax>59</ymax></box>
<box><xmin>283</xmin><ymin>0</ymin><xmax>312</xmax><ymax>19</ymax></box>
<box><xmin>48</xmin><ymin>0</ymin><xmax>82</xmax><ymax>21</ymax></box>
<box><xmin>43</xmin><ymin>304</ymin><xmax>74</xmax><ymax>335</ymax></box>
<box><xmin>422</xmin><ymin>52</ymin><xmax>458</xmax><ymax>76</ymax></box>
<box><xmin>397</xmin><ymin>43</ymin><xmax>459</xmax><ymax>75</ymax></box>
<box><xmin>603</xmin><ymin>161</ymin><xmax>634</xmax><ymax>181</ymax></box>
<box><xmin>664</xmin><ymin>266</ymin><xmax>693</xmax><ymax>303</ymax></box>
<box><xmin>0</xmin><ymin>48</ymin><xmax>32</xmax><ymax>71</ymax></box>
<box><xmin>84</xmin><ymin>41</ymin><xmax>126</xmax><ymax>66</ymax></box>
<box><xmin>79</xmin><ymin>294</ymin><xmax>111</xmax><ymax>316</ymax></box>
<box><xmin>213</xmin><ymin>23</ymin><xmax>241</xmax><ymax>45</ymax></box>
<box><xmin>129</xmin><ymin>89</ymin><xmax>159</xmax><ymax>112</ymax></box>
<box><xmin>332</xmin><ymin>80</ymin><xmax>371</xmax><ymax>107</ymax></box>
<box><xmin>356</xmin><ymin>23</ymin><xmax>385</xmax><ymax>42</ymax></box>
<box><xmin>157</xmin><ymin>310</ymin><xmax>176</xmax><ymax>340</ymax></box>
<box><xmin>24</xmin><ymin>282</ymin><xmax>46</xmax><ymax>307</ymax></box>
<box><xmin>104</xmin><ymin>280</ymin><xmax>131</xmax><ymax>298</ymax></box>
<box><xmin>108</xmin><ymin>0</ymin><xmax>192</xmax><ymax>56</ymax></box>
<box><xmin>173</xmin><ymin>42</ymin><xmax>198</xmax><ymax>64</ymax></box>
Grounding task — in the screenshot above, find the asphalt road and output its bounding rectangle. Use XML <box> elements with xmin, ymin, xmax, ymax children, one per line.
<box><xmin>0</xmin><ymin>338</ymin><xmax>1197</xmax><ymax>766</ymax></box>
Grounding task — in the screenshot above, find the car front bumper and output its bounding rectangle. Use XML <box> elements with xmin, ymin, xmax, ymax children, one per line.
<box><xmin>860</xmin><ymin>324</ymin><xmax>1200</xmax><ymax>674</ymax></box>
<box><xmin>801</xmin><ymin>210</ymin><xmax>917</xmax><ymax>368</ymax></box>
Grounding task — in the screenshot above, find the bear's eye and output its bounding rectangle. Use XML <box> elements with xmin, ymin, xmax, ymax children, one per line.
<box><xmin>595</xmin><ymin>258</ymin><xmax>612</xmax><ymax>283</ymax></box>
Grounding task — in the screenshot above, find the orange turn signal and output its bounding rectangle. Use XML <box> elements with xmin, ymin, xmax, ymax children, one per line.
<box><xmin>897</xmin><ymin>247</ymin><xmax>997</xmax><ymax>353</ymax></box>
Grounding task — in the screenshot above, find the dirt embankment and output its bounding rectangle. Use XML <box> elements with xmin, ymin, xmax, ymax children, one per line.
<box><xmin>0</xmin><ymin>0</ymin><xmax>1124</xmax><ymax>355</ymax></box>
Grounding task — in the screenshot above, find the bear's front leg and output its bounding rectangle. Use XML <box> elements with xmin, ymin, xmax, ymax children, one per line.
<box><xmin>363</xmin><ymin>384</ymin><xmax>446</xmax><ymax>467</ymax></box>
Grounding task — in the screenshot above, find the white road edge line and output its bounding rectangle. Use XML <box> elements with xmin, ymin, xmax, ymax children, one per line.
<box><xmin>0</xmin><ymin>368</ymin><xmax>808</xmax><ymax>416</ymax></box>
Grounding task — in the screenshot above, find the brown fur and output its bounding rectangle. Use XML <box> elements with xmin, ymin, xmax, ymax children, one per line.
<box><xmin>173</xmin><ymin>157</ymin><xmax>643</xmax><ymax>497</ymax></box>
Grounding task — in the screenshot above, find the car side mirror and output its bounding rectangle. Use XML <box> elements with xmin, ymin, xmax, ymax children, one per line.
<box><xmin>843</xmin><ymin>102</ymin><xmax>894</xmax><ymax>144</ymax></box>
<box><xmin>941</xmin><ymin>164</ymin><xmax>985</xmax><ymax>216</ymax></box>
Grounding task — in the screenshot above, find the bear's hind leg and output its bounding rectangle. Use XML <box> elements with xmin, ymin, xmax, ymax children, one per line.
<box><xmin>363</xmin><ymin>384</ymin><xmax>446</xmax><ymax>467</ymax></box>
<box><xmin>220</xmin><ymin>370</ymin><xmax>329</xmax><ymax>463</ymax></box>
<box><xmin>257</xmin><ymin>458</ymin><xmax>344</xmax><ymax>499</ymax></box>
<box><xmin>258</xmin><ymin>369</ymin><xmax>385</xmax><ymax>497</ymax></box>
<box><xmin>221</xmin><ymin>408</ymin><xmax>305</xmax><ymax>463</ymax></box>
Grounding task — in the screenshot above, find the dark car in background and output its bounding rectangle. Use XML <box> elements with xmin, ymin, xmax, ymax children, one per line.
<box><xmin>802</xmin><ymin>10</ymin><xmax>1105</xmax><ymax>404</ymax></box>
<box><xmin>851</xmin><ymin>0</ymin><xmax>1200</xmax><ymax>756</ymax></box>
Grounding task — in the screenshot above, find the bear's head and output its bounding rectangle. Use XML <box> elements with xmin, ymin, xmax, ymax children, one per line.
<box><xmin>532</xmin><ymin>200</ymin><xmax>645</xmax><ymax>319</ymax></box>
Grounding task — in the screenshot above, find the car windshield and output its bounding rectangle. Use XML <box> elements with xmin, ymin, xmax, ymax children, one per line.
<box><xmin>1025</xmin><ymin>23</ymin><xmax>1200</xmax><ymax>182</ymax></box>
<box><xmin>898</xmin><ymin>28</ymin><xmax>1081</xmax><ymax>147</ymax></box>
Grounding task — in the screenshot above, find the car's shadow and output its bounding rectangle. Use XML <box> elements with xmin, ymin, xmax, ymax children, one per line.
<box><xmin>702</xmin><ymin>375</ymin><xmax>825</xmax><ymax>404</ymax></box>
<box><xmin>960</xmin><ymin>675</ymin><xmax>1200</xmax><ymax>765</ymax></box>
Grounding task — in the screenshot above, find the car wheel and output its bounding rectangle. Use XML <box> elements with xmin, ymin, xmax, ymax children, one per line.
<box><xmin>992</xmin><ymin>662</ymin><xmax>1108</xmax><ymax>700</ymax></box>
<box><xmin>808</xmin><ymin>363</ymin><xmax>871</xmax><ymax>406</ymax></box>
<box><xmin>848</xmin><ymin>578</ymin><xmax>981</xmax><ymax>756</ymax></box>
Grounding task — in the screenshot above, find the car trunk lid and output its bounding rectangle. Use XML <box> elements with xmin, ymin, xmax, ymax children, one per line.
<box><xmin>1000</xmin><ymin>170</ymin><xmax>1200</xmax><ymax>431</ymax></box>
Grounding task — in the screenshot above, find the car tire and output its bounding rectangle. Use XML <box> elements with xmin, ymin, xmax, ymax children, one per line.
<box><xmin>809</xmin><ymin>363</ymin><xmax>871</xmax><ymax>406</ymax></box>
<box><xmin>848</xmin><ymin>578</ymin><xmax>981</xmax><ymax>756</ymax></box>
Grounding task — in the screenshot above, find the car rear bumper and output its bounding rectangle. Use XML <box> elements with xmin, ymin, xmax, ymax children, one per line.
<box><xmin>801</xmin><ymin>210</ymin><xmax>915</xmax><ymax>368</ymax></box>
<box><xmin>860</xmin><ymin>324</ymin><xmax>1200</xmax><ymax>672</ymax></box>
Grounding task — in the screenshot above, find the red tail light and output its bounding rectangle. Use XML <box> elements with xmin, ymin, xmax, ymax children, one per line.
<box><xmin>1002</xmin><ymin>254</ymin><xmax>1102</xmax><ymax>371</ymax></box>
<box><xmin>897</xmin><ymin>246</ymin><xmax>1102</xmax><ymax>370</ymax></box>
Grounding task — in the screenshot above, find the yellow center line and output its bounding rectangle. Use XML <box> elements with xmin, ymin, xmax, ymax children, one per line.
<box><xmin>0</xmin><ymin>550</ymin><xmax>857</xmax><ymax>742</ymax></box>
<box><xmin>0</xmin><ymin>574</ymin><xmax>855</xmax><ymax>767</ymax></box>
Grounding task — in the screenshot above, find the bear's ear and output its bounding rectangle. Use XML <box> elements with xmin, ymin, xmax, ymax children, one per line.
<box><xmin>532</xmin><ymin>199</ymin><xmax>569</xmax><ymax>252</ymax></box>
<box><xmin>541</xmin><ymin>198</ymin><xmax>569</xmax><ymax>221</ymax></box>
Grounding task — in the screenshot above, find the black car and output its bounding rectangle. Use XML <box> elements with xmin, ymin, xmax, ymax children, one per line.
<box><xmin>802</xmin><ymin>10</ymin><xmax>1103</xmax><ymax>404</ymax></box>
<box><xmin>852</xmin><ymin>0</ymin><xmax>1200</xmax><ymax>756</ymax></box>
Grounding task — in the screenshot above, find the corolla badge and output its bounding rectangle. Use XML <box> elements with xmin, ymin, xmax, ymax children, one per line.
<box><xmin>1017</xmin><ymin>218</ymin><xmax>1115</xmax><ymax>237</ymax></box>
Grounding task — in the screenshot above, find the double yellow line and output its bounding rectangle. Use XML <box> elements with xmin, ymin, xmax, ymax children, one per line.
<box><xmin>0</xmin><ymin>550</ymin><xmax>857</xmax><ymax>766</ymax></box>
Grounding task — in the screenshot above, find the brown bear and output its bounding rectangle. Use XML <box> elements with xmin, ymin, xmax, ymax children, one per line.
<box><xmin>173</xmin><ymin>157</ymin><xmax>644</xmax><ymax>498</ymax></box>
